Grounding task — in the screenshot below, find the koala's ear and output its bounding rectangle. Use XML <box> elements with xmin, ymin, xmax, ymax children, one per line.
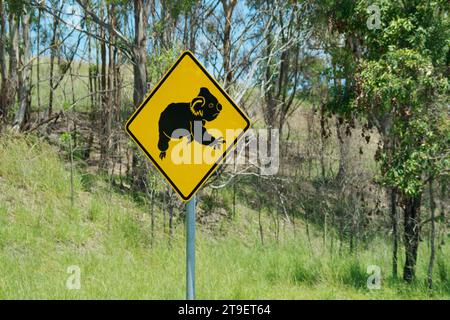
<box><xmin>190</xmin><ymin>96</ymin><xmax>205</xmax><ymax>117</ymax></box>
<box><xmin>199</xmin><ymin>87</ymin><xmax>210</xmax><ymax>97</ymax></box>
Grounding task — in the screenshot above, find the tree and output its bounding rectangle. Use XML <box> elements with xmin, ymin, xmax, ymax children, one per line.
<box><xmin>47</xmin><ymin>0</ymin><xmax>63</xmax><ymax>118</ymax></box>
<box><xmin>308</xmin><ymin>0</ymin><xmax>449</xmax><ymax>282</ymax></box>
<box><xmin>11</xmin><ymin>1</ymin><xmax>31</xmax><ymax>131</ymax></box>
<box><xmin>220</xmin><ymin>0</ymin><xmax>237</xmax><ymax>87</ymax></box>
<box><xmin>259</xmin><ymin>0</ymin><xmax>302</xmax><ymax>137</ymax></box>
<box><xmin>73</xmin><ymin>0</ymin><xmax>151</xmax><ymax>188</ymax></box>
<box><xmin>132</xmin><ymin>0</ymin><xmax>150</xmax><ymax>108</ymax></box>
<box><xmin>0</xmin><ymin>0</ymin><xmax>21</xmax><ymax>127</ymax></box>
<box><xmin>357</xmin><ymin>48</ymin><xmax>449</xmax><ymax>282</ymax></box>
<box><xmin>0</xmin><ymin>0</ymin><xmax>7</xmax><ymax>125</ymax></box>
<box><xmin>12</xmin><ymin>11</ymin><xmax>31</xmax><ymax>130</ymax></box>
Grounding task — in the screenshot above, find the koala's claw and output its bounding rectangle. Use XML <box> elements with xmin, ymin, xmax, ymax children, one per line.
<box><xmin>159</xmin><ymin>152</ymin><xmax>166</xmax><ymax>160</ymax></box>
<box><xmin>211</xmin><ymin>137</ymin><xmax>225</xmax><ymax>149</ymax></box>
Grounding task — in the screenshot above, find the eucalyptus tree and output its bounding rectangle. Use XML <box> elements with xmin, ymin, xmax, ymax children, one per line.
<box><xmin>307</xmin><ymin>0</ymin><xmax>449</xmax><ymax>282</ymax></box>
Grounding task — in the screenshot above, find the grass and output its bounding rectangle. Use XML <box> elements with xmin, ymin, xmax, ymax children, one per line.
<box><xmin>0</xmin><ymin>134</ymin><xmax>449</xmax><ymax>299</ymax></box>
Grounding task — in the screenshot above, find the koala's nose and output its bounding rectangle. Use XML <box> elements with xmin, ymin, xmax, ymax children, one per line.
<box><xmin>217</xmin><ymin>104</ymin><xmax>222</xmax><ymax>111</ymax></box>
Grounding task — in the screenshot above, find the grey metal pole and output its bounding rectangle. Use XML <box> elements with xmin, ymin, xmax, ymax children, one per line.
<box><xmin>186</xmin><ymin>195</ymin><xmax>196</xmax><ymax>300</ymax></box>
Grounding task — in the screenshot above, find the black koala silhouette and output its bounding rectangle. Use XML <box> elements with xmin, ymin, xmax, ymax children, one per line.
<box><xmin>158</xmin><ymin>87</ymin><xmax>224</xmax><ymax>160</ymax></box>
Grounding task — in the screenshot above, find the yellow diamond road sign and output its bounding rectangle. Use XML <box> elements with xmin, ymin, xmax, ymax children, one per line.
<box><xmin>125</xmin><ymin>51</ymin><xmax>250</xmax><ymax>201</ymax></box>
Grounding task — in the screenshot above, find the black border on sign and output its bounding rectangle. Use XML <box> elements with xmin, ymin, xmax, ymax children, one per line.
<box><xmin>125</xmin><ymin>50</ymin><xmax>251</xmax><ymax>201</ymax></box>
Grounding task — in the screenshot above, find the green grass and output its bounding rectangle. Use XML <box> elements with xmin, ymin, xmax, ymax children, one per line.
<box><xmin>0</xmin><ymin>134</ymin><xmax>449</xmax><ymax>299</ymax></box>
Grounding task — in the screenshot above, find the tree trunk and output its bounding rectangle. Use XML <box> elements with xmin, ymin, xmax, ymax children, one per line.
<box><xmin>132</xmin><ymin>0</ymin><xmax>149</xmax><ymax>108</ymax></box>
<box><xmin>221</xmin><ymin>0</ymin><xmax>237</xmax><ymax>88</ymax></box>
<box><xmin>68</xmin><ymin>117</ymin><xmax>75</xmax><ymax>207</ymax></box>
<box><xmin>232</xmin><ymin>178</ymin><xmax>236</xmax><ymax>218</ymax></box>
<box><xmin>258</xmin><ymin>207</ymin><xmax>264</xmax><ymax>245</ymax></box>
<box><xmin>144</xmin><ymin>174</ymin><xmax>156</xmax><ymax>248</ymax></box>
<box><xmin>99</xmin><ymin>2</ymin><xmax>108</xmax><ymax>168</ymax></box>
<box><xmin>163</xmin><ymin>188</ymin><xmax>167</xmax><ymax>234</ymax></box>
<box><xmin>86</xmin><ymin>19</ymin><xmax>95</xmax><ymax>161</ymax></box>
<box><xmin>188</xmin><ymin>4</ymin><xmax>197</xmax><ymax>53</ymax></box>
<box><xmin>0</xmin><ymin>0</ymin><xmax>7</xmax><ymax>124</ymax></box>
<box><xmin>349</xmin><ymin>230</ymin><xmax>354</xmax><ymax>254</ymax></box>
<box><xmin>168</xmin><ymin>189</ymin><xmax>174</xmax><ymax>248</ymax></box>
<box><xmin>4</xmin><ymin>12</ymin><xmax>19</xmax><ymax>124</ymax></box>
<box><xmin>150</xmin><ymin>182</ymin><xmax>155</xmax><ymax>247</ymax></box>
<box><xmin>335</xmin><ymin>118</ymin><xmax>349</xmax><ymax>182</ymax></box>
<box><xmin>275</xmin><ymin>208</ymin><xmax>280</xmax><ymax>242</ymax></box>
<box><xmin>305</xmin><ymin>210</ymin><xmax>312</xmax><ymax>254</ymax></box>
<box><xmin>48</xmin><ymin>6</ymin><xmax>59</xmax><ymax>118</ymax></box>
<box><xmin>319</xmin><ymin>104</ymin><xmax>326</xmax><ymax>177</ymax></box>
<box><xmin>36</xmin><ymin>4</ymin><xmax>42</xmax><ymax>110</ymax></box>
<box><xmin>131</xmin><ymin>0</ymin><xmax>150</xmax><ymax>191</ymax></box>
<box><xmin>439</xmin><ymin>184</ymin><xmax>447</xmax><ymax>247</ymax></box>
<box><xmin>403</xmin><ymin>194</ymin><xmax>422</xmax><ymax>282</ymax></box>
<box><xmin>323</xmin><ymin>209</ymin><xmax>327</xmax><ymax>247</ymax></box>
<box><xmin>13</xmin><ymin>13</ymin><xmax>31</xmax><ymax>131</ymax></box>
<box><xmin>330</xmin><ymin>213</ymin><xmax>335</xmax><ymax>257</ymax></box>
<box><xmin>390</xmin><ymin>188</ymin><xmax>398</xmax><ymax>278</ymax></box>
<box><xmin>338</xmin><ymin>218</ymin><xmax>344</xmax><ymax>256</ymax></box>
<box><xmin>106</xmin><ymin>3</ymin><xmax>115</xmax><ymax>166</ymax></box>
<box><xmin>427</xmin><ymin>180</ymin><xmax>436</xmax><ymax>289</ymax></box>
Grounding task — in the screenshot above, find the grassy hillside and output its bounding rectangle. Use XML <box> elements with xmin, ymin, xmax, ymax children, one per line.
<box><xmin>0</xmin><ymin>135</ymin><xmax>448</xmax><ymax>299</ymax></box>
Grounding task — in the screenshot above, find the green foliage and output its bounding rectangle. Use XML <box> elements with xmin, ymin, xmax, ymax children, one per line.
<box><xmin>88</xmin><ymin>64</ymin><xmax>98</xmax><ymax>76</ymax></box>
<box><xmin>357</xmin><ymin>48</ymin><xmax>449</xmax><ymax>195</ymax></box>
<box><xmin>168</xmin><ymin>0</ymin><xmax>198</xmax><ymax>19</ymax></box>
<box><xmin>6</xmin><ymin>0</ymin><xmax>27</xmax><ymax>16</ymax></box>
<box><xmin>59</xmin><ymin>130</ymin><xmax>86</xmax><ymax>161</ymax></box>
<box><xmin>200</xmin><ymin>192</ymin><xmax>231</xmax><ymax>216</ymax></box>
<box><xmin>315</xmin><ymin>0</ymin><xmax>450</xmax><ymax>196</ymax></box>
<box><xmin>147</xmin><ymin>47</ymin><xmax>180</xmax><ymax>85</ymax></box>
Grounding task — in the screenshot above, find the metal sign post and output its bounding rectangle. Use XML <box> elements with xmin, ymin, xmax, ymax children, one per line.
<box><xmin>186</xmin><ymin>195</ymin><xmax>196</xmax><ymax>300</ymax></box>
<box><xmin>125</xmin><ymin>51</ymin><xmax>250</xmax><ymax>300</ymax></box>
